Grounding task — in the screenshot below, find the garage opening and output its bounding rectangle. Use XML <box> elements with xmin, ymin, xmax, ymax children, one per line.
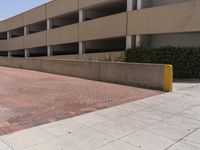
<box><xmin>51</xmin><ymin>43</ymin><xmax>78</xmax><ymax>56</ymax></box>
<box><xmin>10</xmin><ymin>27</ymin><xmax>24</xmax><ymax>38</ymax></box>
<box><xmin>0</xmin><ymin>51</ymin><xmax>8</xmax><ymax>57</ymax></box>
<box><xmin>0</xmin><ymin>32</ymin><xmax>7</xmax><ymax>40</ymax></box>
<box><xmin>84</xmin><ymin>37</ymin><xmax>126</xmax><ymax>53</ymax></box>
<box><xmin>28</xmin><ymin>21</ymin><xmax>47</xmax><ymax>34</ymax></box>
<box><xmin>84</xmin><ymin>0</ymin><xmax>127</xmax><ymax>21</ymax></box>
<box><xmin>51</xmin><ymin>11</ymin><xmax>79</xmax><ymax>29</ymax></box>
<box><xmin>10</xmin><ymin>49</ymin><xmax>25</xmax><ymax>57</ymax></box>
<box><xmin>29</xmin><ymin>46</ymin><xmax>47</xmax><ymax>57</ymax></box>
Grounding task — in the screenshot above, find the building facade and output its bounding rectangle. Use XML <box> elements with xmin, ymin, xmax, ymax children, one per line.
<box><xmin>0</xmin><ymin>0</ymin><xmax>199</xmax><ymax>57</ymax></box>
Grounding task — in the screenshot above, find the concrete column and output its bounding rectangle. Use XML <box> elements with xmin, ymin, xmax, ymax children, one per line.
<box><xmin>79</xmin><ymin>42</ymin><xmax>85</xmax><ymax>54</ymax></box>
<box><xmin>47</xmin><ymin>19</ymin><xmax>53</xmax><ymax>30</ymax></box>
<box><xmin>47</xmin><ymin>19</ymin><xmax>53</xmax><ymax>57</ymax></box>
<box><xmin>127</xmin><ymin>0</ymin><xmax>134</xmax><ymax>11</ymax></box>
<box><xmin>136</xmin><ymin>35</ymin><xmax>142</xmax><ymax>47</ymax></box>
<box><xmin>47</xmin><ymin>46</ymin><xmax>53</xmax><ymax>56</ymax></box>
<box><xmin>24</xmin><ymin>26</ymin><xmax>29</xmax><ymax>35</ymax></box>
<box><xmin>134</xmin><ymin>0</ymin><xmax>143</xmax><ymax>47</ymax></box>
<box><xmin>126</xmin><ymin>0</ymin><xmax>134</xmax><ymax>50</ymax></box>
<box><xmin>79</xmin><ymin>9</ymin><xmax>86</xmax><ymax>22</ymax></box>
<box><xmin>8</xmin><ymin>51</ymin><xmax>12</xmax><ymax>57</ymax></box>
<box><xmin>7</xmin><ymin>31</ymin><xmax>11</xmax><ymax>39</ymax></box>
<box><xmin>137</xmin><ymin>0</ymin><xmax>142</xmax><ymax>10</ymax></box>
<box><xmin>25</xmin><ymin>49</ymin><xmax>30</xmax><ymax>58</ymax></box>
<box><xmin>24</xmin><ymin>27</ymin><xmax>30</xmax><ymax>58</ymax></box>
<box><xmin>7</xmin><ymin>32</ymin><xmax>12</xmax><ymax>57</ymax></box>
<box><xmin>79</xmin><ymin>9</ymin><xmax>86</xmax><ymax>54</ymax></box>
<box><xmin>126</xmin><ymin>36</ymin><xmax>133</xmax><ymax>49</ymax></box>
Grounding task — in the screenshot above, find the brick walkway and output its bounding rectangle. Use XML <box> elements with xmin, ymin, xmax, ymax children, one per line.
<box><xmin>0</xmin><ymin>67</ymin><xmax>162</xmax><ymax>135</ymax></box>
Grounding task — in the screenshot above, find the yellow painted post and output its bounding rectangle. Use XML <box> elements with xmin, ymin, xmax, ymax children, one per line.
<box><xmin>164</xmin><ymin>65</ymin><xmax>173</xmax><ymax>92</ymax></box>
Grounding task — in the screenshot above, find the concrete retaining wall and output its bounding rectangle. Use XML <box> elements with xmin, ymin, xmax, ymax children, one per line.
<box><xmin>43</xmin><ymin>51</ymin><xmax>124</xmax><ymax>62</ymax></box>
<box><xmin>0</xmin><ymin>57</ymin><xmax>172</xmax><ymax>91</ymax></box>
<box><xmin>100</xmin><ymin>62</ymin><xmax>164</xmax><ymax>89</ymax></box>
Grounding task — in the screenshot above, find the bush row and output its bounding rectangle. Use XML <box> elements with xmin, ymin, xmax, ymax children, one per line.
<box><xmin>125</xmin><ymin>46</ymin><xmax>200</xmax><ymax>78</ymax></box>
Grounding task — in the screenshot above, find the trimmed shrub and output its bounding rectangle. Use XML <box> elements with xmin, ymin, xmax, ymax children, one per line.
<box><xmin>125</xmin><ymin>46</ymin><xmax>200</xmax><ymax>78</ymax></box>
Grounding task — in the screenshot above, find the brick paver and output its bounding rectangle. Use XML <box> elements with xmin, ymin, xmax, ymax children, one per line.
<box><xmin>0</xmin><ymin>66</ymin><xmax>162</xmax><ymax>135</ymax></box>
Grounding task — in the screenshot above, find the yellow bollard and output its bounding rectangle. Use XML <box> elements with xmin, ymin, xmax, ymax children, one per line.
<box><xmin>164</xmin><ymin>65</ymin><xmax>173</xmax><ymax>92</ymax></box>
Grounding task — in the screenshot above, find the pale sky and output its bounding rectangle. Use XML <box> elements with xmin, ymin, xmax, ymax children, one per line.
<box><xmin>0</xmin><ymin>0</ymin><xmax>51</xmax><ymax>20</ymax></box>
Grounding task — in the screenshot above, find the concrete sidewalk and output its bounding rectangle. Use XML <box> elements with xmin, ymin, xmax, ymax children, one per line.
<box><xmin>0</xmin><ymin>81</ymin><xmax>200</xmax><ymax>150</ymax></box>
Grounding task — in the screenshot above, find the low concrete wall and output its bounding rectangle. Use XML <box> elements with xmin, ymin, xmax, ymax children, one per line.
<box><xmin>42</xmin><ymin>51</ymin><xmax>124</xmax><ymax>62</ymax></box>
<box><xmin>40</xmin><ymin>59</ymin><xmax>100</xmax><ymax>80</ymax></box>
<box><xmin>0</xmin><ymin>57</ymin><xmax>172</xmax><ymax>91</ymax></box>
<box><xmin>100</xmin><ymin>62</ymin><xmax>164</xmax><ymax>89</ymax></box>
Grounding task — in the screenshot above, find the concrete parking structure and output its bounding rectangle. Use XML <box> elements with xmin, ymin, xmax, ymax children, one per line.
<box><xmin>0</xmin><ymin>0</ymin><xmax>200</xmax><ymax>57</ymax></box>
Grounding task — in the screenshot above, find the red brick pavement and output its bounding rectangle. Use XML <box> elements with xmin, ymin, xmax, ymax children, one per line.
<box><xmin>0</xmin><ymin>66</ymin><xmax>162</xmax><ymax>135</ymax></box>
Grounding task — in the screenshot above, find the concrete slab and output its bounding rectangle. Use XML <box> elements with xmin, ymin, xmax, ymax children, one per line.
<box><xmin>122</xmin><ymin>129</ymin><xmax>175</xmax><ymax>150</ymax></box>
<box><xmin>58</xmin><ymin>128</ymin><xmax>114</xmax><ymax>150</ymax></box>
<box><xmin>97</xmin><ymin>140</ymin><xmax>140</xmax><ymax>150</ymax></box>
<box><xmin>168</xmin><ymin>141</ymin><xmax>200</xmax><ymax>150</ymax></box>
<box><xmin>91</xmin><ymin>120</ymin><xmax>138</xmax><ymax>138</ymax></box>
<box><xmin>0</xmin><ymin>140</ymin><xmax>12</xmax><ymax>150</ymax></box>
<box><xmin>1</xmin><ymin>127</ymin><xmax>55</xmax><ymax>149</ymax></box>
<box><xmin>184</xmin><ymin>129</ymin><xmax>200</xmax><ymax>145</ymax></box>
<box><xmin>21</xmin><ymin>139</ymin><xmax>78</xmax><ymax>150</ymax></box>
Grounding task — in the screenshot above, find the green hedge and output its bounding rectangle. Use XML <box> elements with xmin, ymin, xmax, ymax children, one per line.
<box><xmin>125</xmin><ymin>46</ymin><xmax>200</xmax><ymax>78</ymax></box>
